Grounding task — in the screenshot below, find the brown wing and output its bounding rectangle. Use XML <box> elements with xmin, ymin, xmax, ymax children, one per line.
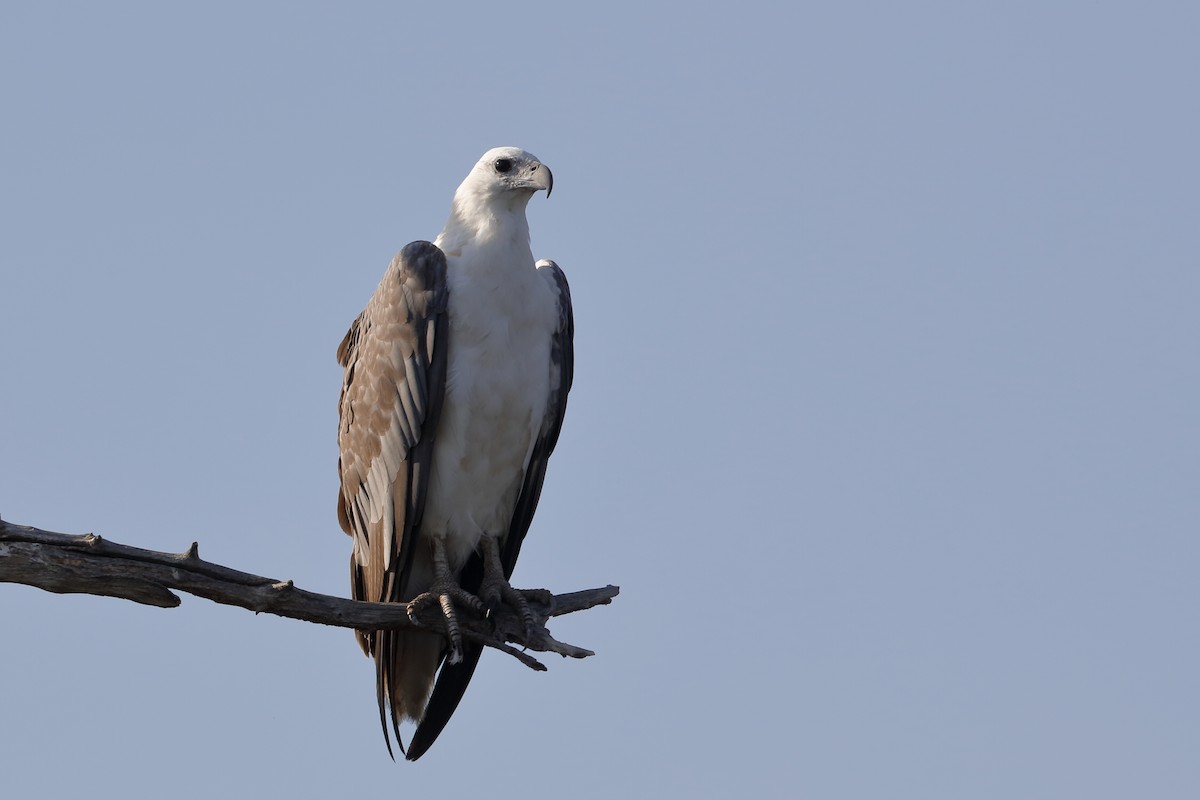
<box><xmin>336</xmin><ymin>240</ymin><xmax>448</xmax><ymax>755</ymax></box>
<box><xmin>406</xmin><ymin>259</ymin><xmax>574</xmax><ymax>761</ymax></box>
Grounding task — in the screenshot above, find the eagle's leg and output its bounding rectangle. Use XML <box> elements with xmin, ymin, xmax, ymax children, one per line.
<box><xmin>406</xmin><ymin>535</ymin><xmax>485</xmax><ymax>665</ymax></box>
<box><xmin>477</xmin><ymin>534</ymin><xmax>553</xmax><ymax>637</ymax></box>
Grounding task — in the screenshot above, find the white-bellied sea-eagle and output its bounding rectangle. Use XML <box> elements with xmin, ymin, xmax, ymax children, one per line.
<box><xmin>335</xmin><ymin>147</ymin><xmax>573</xmax><ymax>761</ymax></box>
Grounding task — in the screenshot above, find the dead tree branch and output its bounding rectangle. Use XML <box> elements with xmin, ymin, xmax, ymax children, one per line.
<box><xmin>0</xmin><ymin>516</ymin><xmax>617</xmax><ymax>671</ymax></box>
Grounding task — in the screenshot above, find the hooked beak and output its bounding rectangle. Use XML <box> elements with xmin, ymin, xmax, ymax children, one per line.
<box><xmin>527</xmin><ymin>161</ymin><xmax>553</xmax><ymax>198</ymax></box>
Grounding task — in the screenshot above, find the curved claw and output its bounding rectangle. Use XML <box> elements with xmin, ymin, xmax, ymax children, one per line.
<box><xmin>478</xmin><ymin>535</ymin><xmax>554</xmax><ymax>639</ymax></box>
<box><xmin>406</xmin><ymin>540</ymin><xmax>488</xmax><ymax>663</ymax></box>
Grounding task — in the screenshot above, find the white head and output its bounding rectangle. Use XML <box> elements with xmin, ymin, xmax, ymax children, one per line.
<box><xmin>454</xmin><ymin>147</ymin><xmax>552</xmax><ymax>210</ymax></box>
<box><xmin>439</xmin><ymin>147</ymin><xmax>553</xmax><ymax>249</ymax></box>
<box><xmin>475</xmin><ymin>146</ymin><xmax>552</xmax><ymax>194</ymax></box>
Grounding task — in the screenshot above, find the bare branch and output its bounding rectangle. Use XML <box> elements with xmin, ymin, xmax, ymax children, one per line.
<box><xmin>0</xmin><ymin>516</ymin><xmax>617</xmax><ymax>669</ymax></box>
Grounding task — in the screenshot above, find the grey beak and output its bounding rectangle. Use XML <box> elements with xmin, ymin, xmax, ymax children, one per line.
<box><xmin>530</xmin><ymin>162</ymin><xmax>553</xmax><ymax>197</ymax></box>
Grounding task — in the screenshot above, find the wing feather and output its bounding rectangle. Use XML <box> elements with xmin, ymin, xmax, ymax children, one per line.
<box><xmin>337</xmin><ymin>240</ymin><xmax>449</xmax><ymax>756</ymax></box>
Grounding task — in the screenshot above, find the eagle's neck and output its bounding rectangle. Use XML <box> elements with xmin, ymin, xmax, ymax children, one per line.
<box><xmin>435</xmin><ymin>190</ymin><xmax>534</xmax><ymax>272</ymax></box>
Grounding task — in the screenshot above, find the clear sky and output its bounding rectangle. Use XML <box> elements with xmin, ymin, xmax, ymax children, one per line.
<box><xmin>2</xmin><ymin>2</ymin><xmax>1198</xmax><ymax>798</ymax></box>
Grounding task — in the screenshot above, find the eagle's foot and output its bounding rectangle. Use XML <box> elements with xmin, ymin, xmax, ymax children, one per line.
<box><xmin>406</xmin><ymin>539</ymin><xmax>486</xmax><ymax>665</ymax></box>
<box><xmin>478</xmin><ymin>536</ymin><xmax>552</xmax><ymax>639</ymax></box>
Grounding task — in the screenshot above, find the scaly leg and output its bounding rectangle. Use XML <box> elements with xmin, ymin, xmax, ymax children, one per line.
<box><xmin>477</xmin><ymin>534</ymin><xmax>553</xmax><ymax>637</ymax></box>
<box><xmin>405</xmin><ymin>536</ymin><xmax>484</xmax><ymax>664</ymax></box>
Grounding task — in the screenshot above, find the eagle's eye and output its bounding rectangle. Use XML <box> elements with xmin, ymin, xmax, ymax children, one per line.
<box><xmin>494</xmin><ymin>158</ymin><xmax>513</xmax><ymax>174</ymax></box>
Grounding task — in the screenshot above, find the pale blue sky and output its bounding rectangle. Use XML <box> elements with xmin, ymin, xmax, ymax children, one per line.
<box><xmin>2</xmin><ymin>2</ymin><xmax>1198</xmax><ymax>798</ymax></box>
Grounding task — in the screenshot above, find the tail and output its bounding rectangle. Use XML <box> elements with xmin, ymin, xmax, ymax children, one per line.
<box><xmin>405</xmin><ymin>641</ymin><xmax>483</xmax><ymax>760</ymax></box>
<box><xmin>368</xmin><ymin>629</ymin><xmax>444</xmax><ymax>758</ymax></box>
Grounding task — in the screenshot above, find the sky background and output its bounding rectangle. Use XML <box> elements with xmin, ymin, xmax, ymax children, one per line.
<box><xmin>2</xmin><ymin>2</ymin><xmax>1198</xmax><ymax>797</ymax></box>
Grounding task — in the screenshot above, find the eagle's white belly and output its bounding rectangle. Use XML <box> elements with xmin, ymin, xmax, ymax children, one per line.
<box><xmin>421</xmin><ymin>256</ymin><xmax>556</xmax><ymax>572</ymax></box>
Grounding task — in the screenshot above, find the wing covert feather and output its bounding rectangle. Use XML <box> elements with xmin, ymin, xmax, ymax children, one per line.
<box><xmin>337</xmin><ymin>240</ymin><xmax>449</xmax><ymax>617</ymax></box>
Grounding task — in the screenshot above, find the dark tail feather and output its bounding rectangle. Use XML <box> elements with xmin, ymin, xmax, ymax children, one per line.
<box><xmin>375</xmin><ymin>632</ymin><xmax>406</xmax><ymax>760</ymax></box>
<box><xmin>405</xmin><ymin>643</ymin><xmax>483</xmax><ymax>761</ymax></box>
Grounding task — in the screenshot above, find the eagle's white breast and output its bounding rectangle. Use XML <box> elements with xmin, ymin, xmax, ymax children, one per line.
<box><xmin>422</xmin><ymin>231</ymin><xmax>559</xmax><ymax>571</ymax></box>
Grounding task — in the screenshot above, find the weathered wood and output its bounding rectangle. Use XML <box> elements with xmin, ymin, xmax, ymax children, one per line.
<box><xmin>0</xmin><ymin>516</ymin><xmax>617</xmax><ymax>671</ymax></box>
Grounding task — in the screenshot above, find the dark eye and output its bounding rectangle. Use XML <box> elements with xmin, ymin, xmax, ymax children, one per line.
<box><xmin>494</xmin><ymin>158</ymin><xmax>513</xmax><ymax>173</ymax></box>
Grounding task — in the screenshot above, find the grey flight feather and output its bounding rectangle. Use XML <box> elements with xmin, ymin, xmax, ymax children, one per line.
<box><xmin>336</xmin><ymin>240</ymin><xmax>449</xmax><ymax>757</ymax></box>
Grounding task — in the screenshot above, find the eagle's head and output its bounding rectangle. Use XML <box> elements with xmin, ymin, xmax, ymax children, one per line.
<box><xmin>464</xmin><ymin>146</ymin><xmax>553</xmax><ymax>203</ymax></box>
<box><xmin>439</xmin><ymin>147</ymin><xmax>553</xmax><ymax>246</ymax></box>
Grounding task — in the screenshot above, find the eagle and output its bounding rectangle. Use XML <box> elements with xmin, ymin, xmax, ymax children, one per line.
<box><xmin>335</xmin><ymin>148</ymin><xmax>573</xmax><ymax>761</ymax></box>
